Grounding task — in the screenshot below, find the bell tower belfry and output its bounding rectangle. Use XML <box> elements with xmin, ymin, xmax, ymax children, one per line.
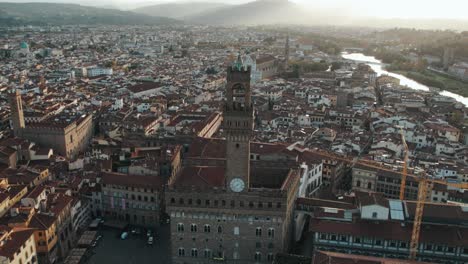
<box><xmin>224</xmin><ymin>55</ymin><xmax>254</xmax><ymax>193</ymax></box>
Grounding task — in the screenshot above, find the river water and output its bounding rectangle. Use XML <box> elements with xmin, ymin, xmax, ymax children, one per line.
<box><xmin>341</xmin><ymin>52</ymin><xmax>468</xmax><ymax>106</ymax></box>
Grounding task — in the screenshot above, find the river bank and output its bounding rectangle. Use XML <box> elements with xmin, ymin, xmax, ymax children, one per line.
<box><xmin>341</xmin><ymin>52</ymin><xmax>468</xmax><ymax>106</ymax></box>
<box><xmin>395</xmin><ymin>70</ymin><xmax>468</xmax><ymax>97</ymax></box>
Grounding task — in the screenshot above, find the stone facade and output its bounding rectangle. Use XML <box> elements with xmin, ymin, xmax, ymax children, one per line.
<box><xmin>9</xmin><ymin>91</ymin><xmax>93</xmax><ymax>159</ymax></box>
<box><xmin>224</xmin><ymin>63</ymin><xmax>254</xmax><ymax>190</ymax></box>
<box><xmin>166</xmin><ymin>59</ymin><xmax>300</xmax><ymax>264</ymax></box>
<box><xmin>100</xmin><ymin>172</ymin><xmax>163</xmax><ymax>227</ymax></box>
<box><xmin>167</xmin><ymin>186</ymin><xmax>298</xmax><ymax>264</ymax></box>
<box><xmin>9</xmin><ymin>90</ymin><xmax>25</xmax><ymax>137</ymax></box>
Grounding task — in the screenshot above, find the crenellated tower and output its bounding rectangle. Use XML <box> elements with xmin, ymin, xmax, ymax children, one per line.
<box><xmin>224</xmin><ymin>55</ymin><xmax>254</xmax><ymax>193</ymax></box>
<box><xmin>9</xmin><ymin>89</ymin><xmax>25</xmax><ymax>137</ymax></box>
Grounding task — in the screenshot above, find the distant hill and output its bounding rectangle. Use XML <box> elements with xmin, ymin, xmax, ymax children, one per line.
<box><xmin>0</xmin><ymin>2</ymin><xmax>179</xmax><ymax>26</ymax></box>
<box><xmin>186</xmin><ymin>0</ymin><xmax>308</xmax><ymax>25</ymax></box>
<box><xmin>133</xmin><ymin>2</ymin><xmax>229</xmax><ymax>19</ymax></box>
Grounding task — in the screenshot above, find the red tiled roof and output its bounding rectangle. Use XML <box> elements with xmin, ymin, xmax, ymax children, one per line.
<box><xmin>29</xmin><ymin>213</ymin><xmax>56</xmax><ymax>230</ymax></box>
<box><xmin>187</xmin><ymin>137</ymin><xmax>294</xmax><ymax>159</ymax></box>
<box><xmin>0</xmin><ymin>228</ymin><xmax>35</xmax><ymax>259</ymax></box>
<box><xmin>313</xmin><ymin>250</ymin><xmax>434</xmax><ymax>264</ymax></box>
<box><xmin>172</xmin><ymin>166</ymin><xmax>225</xmax><ymax>189</ymax></box>
<box><xmin>309</xmin><ymin>219</ymin><xmax>468</xmax><ymax>246</ymax></box>
<box><xmin>101</xmin><ymin>172</ymin><xmax>164</xmax><ymax>190</ymax></box>
<box><xmin>127</xmin><ymin>82</ymin><xmax>163</xmax><ymax>93</ymax></box>
<box><xmin>47</xmin><ymin>193</ymin><xmax>73</xmax><ymax>216</ymax></box>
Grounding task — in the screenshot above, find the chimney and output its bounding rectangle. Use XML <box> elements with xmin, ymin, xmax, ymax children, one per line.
<box><xmin>39</xmin><ymin>200</ymin><xmax>47</xmax><ymax>212</ymax></box>
<box><xmin>10</xmin><ymin>207</ymin><xmax>19</xmax><ymax>217</ymax></box>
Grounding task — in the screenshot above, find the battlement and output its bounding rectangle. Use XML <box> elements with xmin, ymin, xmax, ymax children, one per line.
<box><xmin>228</xmin><ymin>65</ymin><xmax>252</xmax><ymax>73</ymax></box>
<box><xmin>227</xmin><ymin>66</ymin><xmax>251</xmax><ymax>83</ymax></box>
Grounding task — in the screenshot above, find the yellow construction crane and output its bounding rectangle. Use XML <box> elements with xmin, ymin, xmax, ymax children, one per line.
<box><xmin>312</xmin><ymin>142</ymin><xmax>468</xmax><ymax>261</ymax></box>
<box><xmin>399</xmin><ymin>128</ymin><xmax>409</xmax><ymax>200</ymax></box>
<box><xmin>409</xmin><ymin>172</ymin><xmax>428</xmax><ymax>260</ymax></box>
<box><xmin>395</xmin><ymin>129</ymin><xmax>464</xmax><ymax>260</ymax></box>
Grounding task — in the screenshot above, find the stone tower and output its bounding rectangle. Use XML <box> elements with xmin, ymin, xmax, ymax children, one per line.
<box><xmin>284</xmin><ymin>34</ymin><xmax>290</xmax><ymax>70</ymax></box>
<box><xmin>9</xmin><ymin>89</ymin><xmax>25</xmax><ymax>137</ymax></box>
<box><xmin>224</xmin><ymin>55</ymin><xmax>254</xmax><ymax>193</ymax></box>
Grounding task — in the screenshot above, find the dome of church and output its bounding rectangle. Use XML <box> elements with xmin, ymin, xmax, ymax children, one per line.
<box><xmin>20</xmin><ymin>41</ymin><xmax>29</xmax><ymax>49</ymax></box>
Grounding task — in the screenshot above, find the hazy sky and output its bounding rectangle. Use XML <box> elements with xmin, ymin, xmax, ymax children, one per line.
<box><xmin>208</xmin><ymin>0</ymin><xmax>467</xmax><ymax>19</ymax></box>
<box><xmin>2</xmin><ymin>0</ymin><xmax>467</xmax><ymax>20</ymax></box>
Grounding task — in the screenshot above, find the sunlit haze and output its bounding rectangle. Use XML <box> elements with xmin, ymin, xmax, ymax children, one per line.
<box><xmin>2</xmin><ymin>0</ymin><xmax>468</xmax><ymax>20</ymax></box>
<box><xmin>131</xmin><ymin>0</ymin><xmax>468</xmax><ymax>19</ymax></box>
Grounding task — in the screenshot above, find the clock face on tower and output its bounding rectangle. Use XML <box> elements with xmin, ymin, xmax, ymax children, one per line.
<box><xmin>229</xmin><ymin>178</ymin><xmax>246</xmax><ymax>193</ymax></box>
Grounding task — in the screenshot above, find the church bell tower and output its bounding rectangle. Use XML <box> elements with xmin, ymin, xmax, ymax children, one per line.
<box><xmin>9</xmin><ymin>89</ymin><xmax>25</xmax><ymax>137</ymax></box>
<box><xmin>224</xmin><ymin>55</ymin><xmax>254</xmax><ymax>193</ymax></box>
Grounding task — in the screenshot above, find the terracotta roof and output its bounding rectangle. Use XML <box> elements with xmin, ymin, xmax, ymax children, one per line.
<box><xmin>172</xmin><ymin>166</ymin><xmax>225</xmax><ymax>189</ymax></box>
<box><xmin>127</xmin><ymin>82</ymin><xmax>163</xmax><ymax>93</ymax></box>
<box><xmin>256</xmin><ymin>55</ymin><xmax>276</xmax><ymax>65</ymax></box>
<box><xmin>405</xmin><ymin>201</ymin><xmax>468</xmax><ymax>225</ymax></box>
<box><xmin>26</xmin><ymin>185</ymin><xmax>45</xmax><ymax>199</ymax></box>
<box><xmin>47</xmin><ymin>193</ymin><xmax>73</xmax><ymax>216</ymax></box>
<box><xmin>101</xmin><ymin>172</ymin><xmax>164</xmax><ymax>190</ymax></box>
<box><xmin>309</xmin><ymin>219</ymin><xmax>468</xmax><ymax>246</ymax></box>
<box><xmin>0</xmin><ymin>228</ymin><xmax>35</xmax><ymax>259</ymax></box>
<box><xmin>296</xmin><ymin>197</ymin><xmax>356</xmax><ymax>210</ymax></box>
<box><xmin>29</xmin><ymin>213</ymin><xmax>56</xmax><ymax>230</ymax></box>
<box><xmin>187</xmin><ymin>137</ymin><xmax>294</xmax><ymax>159</ymax></box>
<box><xmin>313</xmin><ymin>251</ymin><xmax>434</xmax><ymax>264</ymax></box>
<box><xmin>357</xmin><ymin>192</ymin><xmax>389</xmax><ymax>208</ymax></box>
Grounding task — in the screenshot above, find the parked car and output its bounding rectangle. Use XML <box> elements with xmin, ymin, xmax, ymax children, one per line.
<box><xmin>147</xmin><ymin>236</ymin><xmax>154</xmax><ymax>245</ymax></box>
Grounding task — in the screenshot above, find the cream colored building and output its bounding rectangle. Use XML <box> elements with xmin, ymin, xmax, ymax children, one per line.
<box><xmin>0</xmin><ymin>227</ymin><xmax>37</xmax><ymax>264</ymax></box>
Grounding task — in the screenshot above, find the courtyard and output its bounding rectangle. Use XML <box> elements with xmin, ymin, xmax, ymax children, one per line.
<box><xmin>84</xmin><ymin>225</ymin><xmax>172</xmax><ymax>264</ymax></box>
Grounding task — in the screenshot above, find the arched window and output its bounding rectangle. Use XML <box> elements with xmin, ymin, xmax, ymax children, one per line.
<box><xmin>191</xmin><ymin>224</ymin><xmax>197</xmax><ymax>232</ymax></box>
<box><xmin>267</xmin><ymin>253</ymin><xmax>274</xmax><ymax>261</ymax></box>
<box><xmin>254</xmin><ymin>252</ymin><xmax>262</xmax><ymax>261</ymax></box>
<box><xmin>268</xmin><ymin>228</ymin><xmax>275</xmax><ymax>238</ymax></box>
<box><xmin>217</xmin><ymin>226</ymin><xmax>222</xmax><ymax>233</ymax></box>
<box><xmin>204</xmin><ymin>224</ymin><xmax>211</xmax><ymax>233</ymax></box>
<box><xmin>191</xmin><ymin>248</ymin><xmax>198</xmax><ymax>258</ymax></box>
<box><xmin>204</xmin><ymin>249</ymin><xmax>212</xmax><ymax>258</ymax></box>
<box><xmin>256</xmin><ymin>227</ymin><xmax>262</xmax><ymax>237</ymax></box>
<box><xmin>178</xmin><ymin>248</ymin><xmax>185</xmax><ymax>256</ymax></box>
<box><xmin>367</xmin><ymin>182</ymin><xmax>372</xmax><ymax>189</ymax></box>
<box><xmin>356</xmin><ymin>180</ymin><xmax>361</xmax><ymax>187</ymax></box>
<box><xmin>170</xmin><ymin>197</ymin><xmax>175</xmax><ymax>204</ymax></box>
<box><xmin>177</xmin><ymin>223</ymin><xmax>184</xmax><ymax>232</ymax></box>
<box><xmin>196</xmin><ymin>199</ymin><xmax>201</xmax><ymax>205</ymax></box>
